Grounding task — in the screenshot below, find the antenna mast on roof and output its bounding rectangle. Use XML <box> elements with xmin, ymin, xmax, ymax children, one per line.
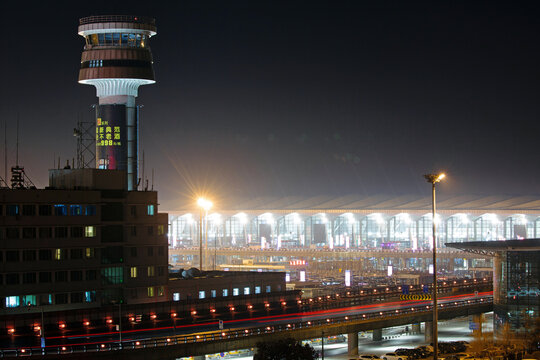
<box><xmin>10</xmin><ymin>116</ymin><xmax>36</xmax><ymax>189</ymax></box>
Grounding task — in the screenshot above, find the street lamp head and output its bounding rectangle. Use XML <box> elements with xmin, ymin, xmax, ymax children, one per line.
<box><xmin>197</xmin><ymin>197</ymin><xmax>213</xmax><ymax>211</ymax></box>
<box><xmin>424</xmin><ymin>173</ymin><xmax>446</xmax><ymax>184</ymax></box>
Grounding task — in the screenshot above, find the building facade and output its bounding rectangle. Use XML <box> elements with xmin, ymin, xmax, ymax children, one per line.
<box><xmin>0</xmin><ymin>169</ymin><xmax>168</xmax><ymax>315</ymax></box>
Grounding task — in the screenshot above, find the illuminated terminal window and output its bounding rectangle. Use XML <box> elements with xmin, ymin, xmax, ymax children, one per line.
<box><xmin>86</xmin><ymin>33</ymin><xmax>147</xmax><ymax>47</ymax></box>
<box><xmin>147</xmin><ymin>266</ymin><xmax>155</xmax><ymax>277</ymax></box>
<box><xmin>148</xmin><ymin>287</ymin><xmax>155</xmax><ymax>297</ymax></box>
<box><xmin>147</xmin><ymin>205</ymin><xmax>155</xmax><ymax>215</ymax></box>
<box><xmin>54</xmin><ymin>205</ymin><xmax>68</xmax><ymax>216</ymax></box>
<box><xmin>54</xmin><ymin>249</ymin><xmax>66</xmax><ymax>260</ymax></box>
<box><xmin>173</xmin><ymin>292</ymin><xmax>180</xmax><ymax>301</ymax></box>
<box><xmin>130</xmin><ymin>267</ymin><xmax>137</xmax><ymax>278</ymax></box>
<box><xmin>233</xmin><ymin>288</ymin><xmax>239</xmax><ymax>296</ymax></box>
<box><xmin>85</xmin><ymin>205</ymin><xmax>96</xmax><ymax>216</ymax></box>
<box><xmin>222</xmin><ymin>289</ymin><xmax>229</xmax><ymax>297</ymax></box>
<box><xmin>85</xmin><ymin>248</ymin><xmax>94</xmax><ymax>258</ymax></box>
<box><xmin>199</xmin><ymin>291</ymin><xmax>205</xmax><ymax>299</ymax></box>
<box><xmin>158</xmin><ymin>287</ymin><xmax>164</xmax><ymax>297</ymax></box>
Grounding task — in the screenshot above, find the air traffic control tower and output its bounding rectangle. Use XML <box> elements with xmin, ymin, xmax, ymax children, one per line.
<box><xmin>78</xmin><ymin>15</ymin><xmax>157</xmax><ymax>190</ymax></box>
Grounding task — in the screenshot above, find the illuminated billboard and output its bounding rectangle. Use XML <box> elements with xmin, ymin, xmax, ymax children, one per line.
<box><xmin>96</xmin><ymin>105</ymin><xmax>127</xmax><ymax>170</ymax></box>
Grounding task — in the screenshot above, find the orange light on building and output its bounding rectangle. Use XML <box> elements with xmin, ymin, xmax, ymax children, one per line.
<box><xmin>83</xmin><ymin>321</ymin><xmax>90</xmax><ymax>326</ymax></box>
<box><xmin>59</xmin><ymin>323</ymin><xmax>66</xmax><ymax>329</ymax></box>
<box><xmin>150</xmin><ymin>314</ymin><xmax>157</xmax><ymax>320</ymax></box>
<box><xmin>191</xmin><ymin>310</ymin><xmax>197</xmax><ymax>316</ymax></box>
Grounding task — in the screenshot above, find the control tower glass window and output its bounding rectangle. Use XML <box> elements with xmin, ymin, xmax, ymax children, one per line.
<box><xmin>85</xmin><ymin>34</ymin><xmax>147</xmax><ymax>48</ymax></box>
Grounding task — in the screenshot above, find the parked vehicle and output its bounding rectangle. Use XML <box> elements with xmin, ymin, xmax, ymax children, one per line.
<box><xmin>383</xmin><ymin>353</ymin><xmax>408</xmax><ymax>360</ymax></box>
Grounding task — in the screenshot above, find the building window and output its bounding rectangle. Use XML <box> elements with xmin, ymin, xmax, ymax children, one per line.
<box><xmin>158</xmin><ymin>246</ymin><xmax>165</xmax><ymax>256</ymax></box>
<box><xmin>199</xmin><ymin>291</ymin><xmax>206</xmax><ymax>299</ymax></box>
<box><xmin>158</xmin><ymin>286</ymin><xmax>165</xmax><ymax>297</ymax></box>
<box><xmin>173</xmin><ymin>292</ymin><xmax>180</xmax><ymax>301</ymax></box>
<box><xmin>85</xmin><ymin>270</ymin><xmax>97</xmax><ymax>281</ymax></box>
<box><xmin>211</xmin><ymin>290</ymin><xmax>217</xmax><ymax>298</ymax></box>
<box><xmin>39</xmin><ymin>272</ymin><xmax>52</xmax><ymax>283</ymax></box>
<box><xmin>5</xmin><ymin>296</ymin><xmax>19</xmax><ymax>308</ymax></box>
<box><xmin>22</xmin><ymin>227</ymin><xmax>36</xmax><ymax>238</ymax></box>
<box><xmin>70</xmin><ymin>248</ymin><xmax>83</xmax><ymax>259</ymax></box>
<box><xmin>23</xmin><ymin>250</ymin><xmax>36</xmax><ymax>261</ymax></box>
<box><xmin>71</xmin><ymin>226</ymin><xmax>83</xmax><ymax>238</ymax></box>
<box><xmin>85</xmin><ymin>205</ymin><xmax>96</xmax><ymax>216</ymax></box>
<box><xmin>130</xmin><ymin>267</ymin><xmax>137</xmax><ymax>278</ymax></box>
<box><xmin>147</xmin><ymin>266</ymin><xmax>155</xmax><ymax>277</ymax></box>
<box><xmin>70</xmin><ymin>292</ymin><xmax>84</xmax><ymax>303</ymax></box>
<box><xmin>22</xmin><ymin>205</ymin><xmax>36</xmax><ymax>216</ymax></box>
<box><xmin>6</xmin><ymin>204</ymin><xmax>19</xmax><ymax>216</ymax></box>
<box><xmin>55</xmin><ymin>294</ymin><xmax>68</xmax><ymax>304</ymax></box>
<box><xmin>6</xmin><ymin>228</ymin><xmax>20</xmax><ymax>239</ymax></box>
<box><xmin>54</xmin><ymin>205</ymin><xmax>68</xmax><ymax>216</ymax></box>
<box><xmin>157</xmin><ymin>225</ymin><xmax>165</xmax><ymax>235</ymax></box>
<box><xmin>147</xmin><ymin>247</ymin><xmax>154</xmax><ymax>256</ymax></box>
<box><xmin>233</xmin><ymin>288</ymin><xmax>239</xmax><ymax>296</ymax></box>
<box><xmin>101</xmin><ymin>267</ymin><xmax>123</xmax><ymax>284</ymax></box>
<box><xmin>39</xmin><ymin>227</ymin><xmax>52</xmax><ymax>238</ymax></box>
<box><xmin>40</xmin><ymin>294</ymin><xmax>52</xmax><ymax>305</ymax></box>
<box><xmin>130</xmin><ymin>226</ymin><xmax>137</xmax><ymax>236</ymax></box>
<box><xmin>85</xmin><ymin>226</ymin><xmax>96</xmax><ymax>237</ymax></box>
<box><xmin>23</xmin><ymin>273</ymin><xmax>36</xmax><ymax>284</ymax></box>
<box><xmin>6</xmin><ymin>273</ymin><xmax>19</xmax><ymax>285</ymax></box>
<box><xmin>244</xmin><ymin>287</ymin><xmax>250</xmax><ymax>295</ymax></box>
<box><xmin>266</xmin><ymin>285</ymin><xmax>271</xmax><ymax>293</ymax></box>
<box><xmin>147</xmin><ymin>205</ymin><xmax>155</xmax><ymax>215</ymax></box>
<box><xmin>71</xmin><ymin>270</ymin><xmax>83</xmax><ymax>281</ymax></box>
<box><xmin>130</xmin><ymin>247</ymin><xmax>137</xmax><ymax>257</ymax></box>
<box><xmin>148</xmin><ymin>287</ymin><xmax>155</xmax><ymax>297</ymax></box>
<box><xmin>85</xmin><ymin>291</ymin><xmax>96</xmax><ymax>303</ymax></box>
<box><xmin>222</xmin><ymin>289</ymin><xmax>229</xmax><ymax>297</ymax></box>
<box><xmin>255</xmin><ymin>286</ymin><xmax>261</xmax><ymax>294</ymax></box>
<box><xmin>158</xmin><ymin>266</ymin><xmax>165</xmax><ymax>276</ymax></box>
<box><xmin>85</xmin><ymin>248</ymin><xmax>94</xmax><ymax>258</ymax></box>
<box><xmin>147</xmin><ymin>226</ymin><xmax>154</xmax><ymax>235</ymax></box>
<box><xmin>39</xmin><ymin>205</ymin><xmax>52</xmax><ymax>216</ymax></box>
<box><xmin>70</xmin><ymin>205</ymin><xmax>83</xmax><ymax>216</ymax></box>
<box><xmin>130</xmin><ymin>206</ymin><xmax>136</xmax><ymax>216</ymax></box>
<box><xmin>54</xmin><ymin>249</ymin><xmax>66</xmax><ymax>260</ymax></box>
<box><xmin>22</xmin><ymin>295</ymin><xmax>37</xmax><ymax>306</ymax></box>
<box><xmin>39</xmin><ymin>249</ymin><xmax>52</xmax><ymax>261</ymax></box>
<box><xmin>6</xmin><ymin>250</ymin><xmax>19</xmax><ymax>262</ymax></box>
<box><xmin>55</xmin><ymin>271</ymin><xmax>68</xmax><ymax>282</ymax></box>
<box><xmin>55</xmin><ymin>227</ymin><xmax>68</xmax><ymax>238</ymax></box>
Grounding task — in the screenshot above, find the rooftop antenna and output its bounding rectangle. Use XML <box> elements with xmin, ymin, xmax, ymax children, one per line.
<box><xmin>0</xmin><ymin>120</ymin><xmax>7</xmax><ymax>188</ymax></box>
<box><xmin>151</xmin><ymin>168</ymin><xmax>154</xmax><ymax>191</ymax></box>
<box><xmin>10</xmin><ymin>116</ymin><xmax>36</xmax><ymax>189</ymax></box>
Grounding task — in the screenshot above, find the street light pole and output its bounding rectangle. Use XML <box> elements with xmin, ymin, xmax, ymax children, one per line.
<box><xmin>424</xmin><ymin>172</ymin><xmax>445</xmax><ymax>360</ymax></box>
<box><xmin>199</xmin><ymin>207</ymin><xmax>203</xmax><ymax>270</ymax></box>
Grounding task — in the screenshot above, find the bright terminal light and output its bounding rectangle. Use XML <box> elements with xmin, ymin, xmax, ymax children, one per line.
<box><xmin>236</xmin><ymin>212</ymin><xmax>248</xmax><ymax>224</ymax></box>
<box><xmin>197</xmin><ymin>198</ymin><xmax>213</xmax><ymax>211</ymax></box>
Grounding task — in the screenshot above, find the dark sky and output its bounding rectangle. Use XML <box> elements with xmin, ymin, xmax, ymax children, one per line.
<box><xmin>1</xmin><ymin>1</ymin><xmax>539</xmax><ymax>210</ymax></box>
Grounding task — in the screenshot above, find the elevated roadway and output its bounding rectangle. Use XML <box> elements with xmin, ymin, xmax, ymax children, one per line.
<box><xmin>3</xmin><ymin>291</ymin><xmax>493</xmax><ymax>359</ymax></box>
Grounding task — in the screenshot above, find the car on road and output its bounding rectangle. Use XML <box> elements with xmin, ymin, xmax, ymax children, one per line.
<box><xmin>382</xmin><ymin>352</ymin><xmax>408</xmax><ymax>360</ymax></box>
<box><xmin>354</xmin><ymin>355</ymin><xmax>381</xmax><ymax>360</ymax></box>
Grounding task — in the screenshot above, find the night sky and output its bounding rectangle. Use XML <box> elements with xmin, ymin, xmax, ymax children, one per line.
<box><xmin>1</xmin><ymin>1</ymin><xmax>539</xmax><ymax>210</ymax></box>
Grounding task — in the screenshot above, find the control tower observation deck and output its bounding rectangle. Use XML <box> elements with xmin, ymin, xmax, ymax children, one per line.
<box><xmin>78</xmin><ymin>15</ymin><xmax>157</xmax><ymax>190</ymax></box>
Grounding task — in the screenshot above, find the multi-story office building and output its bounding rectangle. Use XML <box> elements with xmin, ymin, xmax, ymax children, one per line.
<box><xmin>0</xmin><ymin>168</ymin><xmax>168</xmax><ymax>315</ymax></box>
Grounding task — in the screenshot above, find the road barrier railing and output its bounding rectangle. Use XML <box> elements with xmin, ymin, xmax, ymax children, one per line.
<box><xmin>0</xmin><ymin>296</ymin><xmax>492</xmax><ymax>357</ymax></box>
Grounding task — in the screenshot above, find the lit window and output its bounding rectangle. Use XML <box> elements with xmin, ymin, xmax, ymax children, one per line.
<box><xmin>85</xmin><ymin>291</ymin><xmax>96</xmax><ymax>303</ymax></box>
<box><xmin>85</xmin><ymin>226</ymin><xmax>96</xmax><ymax>237</ymax></box>
<box><xmin>148</xmin><ymin>287</ymin><xmax>155</xmax><ymax>297</ymax></box>
<box><xmin>85</xmin><ymin>205</ymin><xmax>96</xmax><ymax>216</ymax></box>
<box><xmin>211</xmin><ymin>290</ymin><xmax>217</xmax><ymax>298</ymax></box>
<box><xmin>173</xmin><ymin>292</ymin><xmax>180</xmax><ymax>301</ymax></box>
<box><xmin>147</xmin><ymin>266</ymin><xmax>155</xmax><ymax>277</ymax></box>
<box><xmin>6</xmin><ymin>204</ymin><xmax>19</xmax><ymax>216</ymax></box>
<box><xmin>157</xmin><ymin>225</ymin><xmax>164</xmax><ymax>235</ymax></box>
<box><xmin>70</xmin><ymin>205</ymin><xmax>83</xmax><ymax>216</ymax></box>
<box><xmin>233</xmin><ymin>288</ymin><xmax>239</xmax><ymax>296</ymax></box>
<box><xmin>244</xmin><ymin>287</ymin><xmax>250</xmax><ymax>295</ymax></box>
<box><xmin>222</xmin><ymin>289</ymin><xmax>228</xmax><ymax>297</ymax></box>
<box><xmin>158</xmin><ymin>286</ymin><xmax>164</xmax><ymax>296</ymax></box>
<box><xmin>199</xmin><ymin>291</ymin><xmax>206</xmax><ymax>299</ymax></box>
<box><xmin>54</xmin><ymin>249</ymin><xmax>66</xmax><ymax>260</ymax></box>
<box><xmin>255</xmin><ymin>286</ymin><xmax>261</xmax><ymax>294</ymax></box>
<box><xmin>130</xmin><ymin>267</ymin><xmax>137</xmax><ymax>278</ymax></box>
<box><xmin>266</xmin><ymin>285</ymin><xmax>271</xmax><ymax>293</ymax></box>
<box><xmin>5</xmin><ymin>296</ymin><xmax>19</xmax><ymax>308</ymax></box>
<box><xmin>85</xmin><ymin>248</ymin><xmax>94</xmax><ymax>258</ymax></box>
<box><xmin>22</xmin><ymin>295</ymin><xmax>36</xmax><ymax>306</ymax></box>
<box><xmin>54</xmin><ymin>205</ymin><xmax>67</xmax><ymax>216</ymax></box>
<box><xmin>147</xmin><ymin>205</ymin><xmax>155</xmax><ymax>216</ymax></box>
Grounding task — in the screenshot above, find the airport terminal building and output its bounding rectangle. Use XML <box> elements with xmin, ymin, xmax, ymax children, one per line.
<box><xmin>168</xmin><ymin>195</ymin><xmax>540</xmax><ymax>250</ymax></box>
